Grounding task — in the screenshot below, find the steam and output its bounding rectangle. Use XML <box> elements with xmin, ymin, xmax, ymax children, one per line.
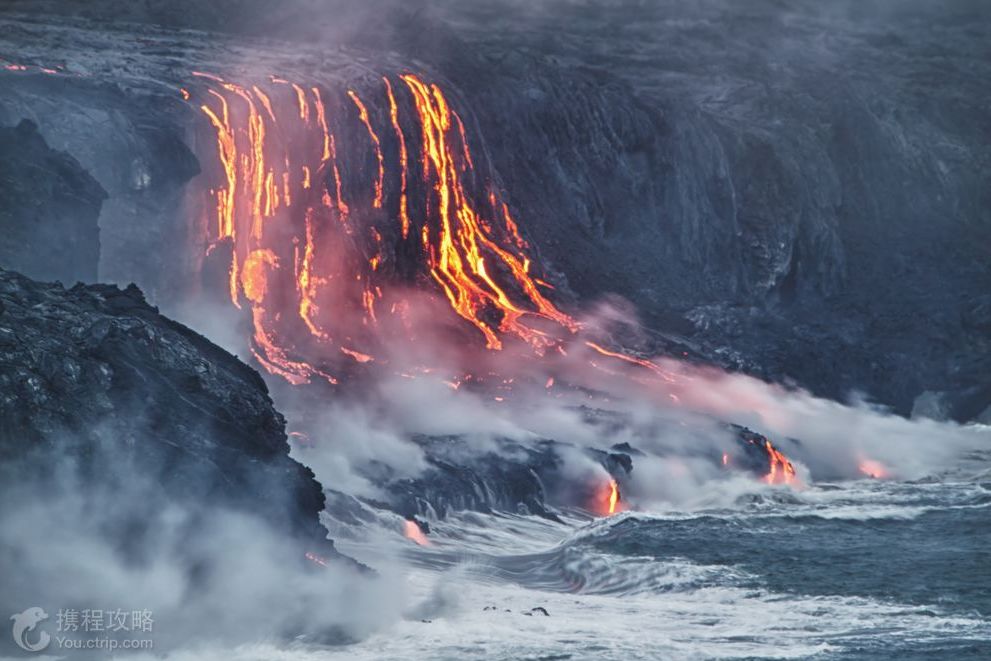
<box><xmin>275</xmin><ymin>295</ymin><xmax>989</xmax><ymax>525</ymax></box>
<box><xmin>1</xmin><ymin>443</ymin><xmax>397</xmax><ymax>646</ymax></box>
<box><xmin>0</xmin><ymin>443</ymin><xmax>403</xmax><ymax>656</ymax></box>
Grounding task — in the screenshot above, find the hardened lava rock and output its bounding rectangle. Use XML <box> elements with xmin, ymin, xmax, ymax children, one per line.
<box><xmin>0</xmin><ymin>269</ymin><xmax>345</xmax><ymax>562</ymax></box>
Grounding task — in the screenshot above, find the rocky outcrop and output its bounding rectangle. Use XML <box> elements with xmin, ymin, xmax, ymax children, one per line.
<box><xmin>0</xmin><ymin>268</ymin><xmax>338</xmax><ymax>558</ymax></box>
<box><xmin>0</xmin><ymin>119</ymin><xmax>104</xmax><ymax>284</ymax></box>
<box><xmin>332</xmin><ymin>423</ymin><xmax>780</xmax><ymax>524</ymax></box>
<box><xmin>0</xmin><ymin>66</ymin><xmax>199</xmax><ymax>299</ymax></box>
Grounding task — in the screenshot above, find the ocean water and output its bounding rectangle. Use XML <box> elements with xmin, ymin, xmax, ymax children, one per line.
<box><xmin>114</xmin><ymin>476</ymin><xmax>990</xmax><ymax>661</ymax></box>
<box><xmin>305</xmin><ymin>477</ymin><xmax>989</xmax><ymax>660</ymax></box>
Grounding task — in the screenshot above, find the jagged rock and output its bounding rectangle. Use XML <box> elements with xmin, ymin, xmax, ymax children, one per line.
<box><xmin>331</xmin><ymin>421</ymin><xmax>783</xmax><ymax>522</ymax></box>
<box><xmin>0</xmin><ymin>268</ymin><xmax>345</xmax><ymax>561</ymax></box>
<box><xmin>0</xmin><ymin>119</ymin><xmax>104</xmax><ymax>284</ymax></box>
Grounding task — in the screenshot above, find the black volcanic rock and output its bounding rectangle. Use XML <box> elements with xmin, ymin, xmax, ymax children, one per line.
<box><xmin>337</xmin><ymin>423</ymin><xmax>782</xmax><ymax>522</ymax></box>
<box><xmin>0</xmin><ymin>268</ymin><xmax>339</xmax><ymax>559</ymax></box>
<box><xmin>0</xmin><ymin>119</ymin><xmax>104</xmax><ymax>284</ymax></box>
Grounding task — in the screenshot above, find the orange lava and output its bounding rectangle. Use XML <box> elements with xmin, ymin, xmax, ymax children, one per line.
<box><xmin>383</xmin><ymin>76</ymin><xmax>411</xmax><ymax>238</ymax></box>
<box><xmin>763</xmin><ymin>439</ymin><xmax>797</xmax><ymax>485</ymax></box>
<box><xmin>347</xmin><ymin>90</ymin><xmax>385</xmax><ymax>208</ymax></box>
<box><xmin>195</xmin><ymin>70</ymin><xmax>586</xmax><ymax>385</ymax></box>
<box><xmin>594</xmin><ymin>477</ymin><xmax>623</xmax><ymax>516</ymax></box>
<box><xmin>607</xmin><ymin>478</ymin><xmax>621</xmax><ymax>514</ymax></box>
<box><xmin>403</xmin><ymin>520</ymin><xmax>430</xmax><ymax>546</ymax></box>
<box><xmin>400</xmin><ymin>73</ymin><xmax>579</xmax><ymax>352</ymax></box>
<box><xmin>858</xmin><ymin>459</ymin><xmax>889</xmax><ymax>480</ymax></box>
<box><xmin>585</xmin><ymin>341</ymin><xmax>675</xmax><ymax>383</ymax></box>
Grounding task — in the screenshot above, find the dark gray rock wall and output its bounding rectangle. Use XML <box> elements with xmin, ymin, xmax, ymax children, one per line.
<box><xmin>0</xmin><ymin>268</ymin><xmax>333</xmax><ymax>554</ymax></box>
<box><xmin>0</xmin><ymin>119</ymin><xmax>104</xmax><ymax>283</ymax></box>
<box><xmin>393</xmin><ymin>1</ymin><xmax>991</xmax><ymax>416</ymax></box>
<box><xmin>0</xmin><ymin>71</ymin><xmax>200</xmax><ymax>298</ymax></box>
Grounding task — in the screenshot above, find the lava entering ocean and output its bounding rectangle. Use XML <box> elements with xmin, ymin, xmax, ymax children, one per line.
<box><xmin>602</xmin><ymin>478</ymin><xmax>623</xmax><ymax>515</ymax></box>
<box><xmin>185</xmin><ymin>69</ymin><xmax>799</xmax><ymax>495</ymax></box>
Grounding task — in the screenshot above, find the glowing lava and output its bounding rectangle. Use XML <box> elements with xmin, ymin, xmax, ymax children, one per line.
<box><xmin>594</xmin><ymin>477</ymin><xmax>623</xmax><ymax>516</ymax></box>
<box><xmin>858</xmin><ymin>458</ymin><xmax>889</xmax><ymax>479</ymax></box>
<box><xmin>191</xmin><ymin>71</ymin><xmax>582</xmax><ymax>385</ymax></box>
<box><xmin>400</xmin><ymin>73</ymin><xmax>578</xmax><ymax>352</ymax></box>
<box><xmin>607</xmin><ymin>478</ymin><xmax>621</xmax><ymax>514</ymax></box>
<box><xmin>763</xmin><ymin>439</ymin><xmax>797</xmax><ymax>485</ymax></box>
<box><xmin>403</xmin><ymin>520</ymin><xmax>430</xmax><ymax>546</ymax></box>
<box><xmin>188</xmin><ymin>69</ymin><xmax>802</xmax><ymax>492</ymax></box>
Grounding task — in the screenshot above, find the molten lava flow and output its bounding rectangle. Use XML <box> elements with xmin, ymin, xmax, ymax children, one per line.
<box><xmin>593</xmin><ymin>477</ymin><xmax>623</xmax><ymax>516</ymax></box>
<box><xmin>191</xmin><ymin>70</ymin><xmax>585</xmax><ymax>386</ymax></box>
<box><xmin>858</xmin><ymin>458</ymin><xmax>889</xmax><ymax>479</ymax></box>
<box><xmin>763</xmin><ymin>439</ymin><xmax>797</xmax><ymax>485</ymax></box>
<box><xmin>240</xmin><ymin>249</ymin><xmax>277</xmax><ymax>304</ymax></box>
<box><xmin>607</xmin><ymin>478</ymin><xmax>621</xmax><ymax>514</ymax></box>
<box><xmin>383</xmin><ymin>76</ymin><xmax>411</xmax><ymax>239</ymax></box>
<box><xmin>403</xmin><ymin>520</ymin><xmax>430</xmax><ymax>546</ymax></box>
<box><xmin>401</xmin><ymin>73</ymin><xmax>579</xmax><ymax>352</ymax></box>
<box><xmin>347</xmin><ymin>90</ymin><xmax>385</xmax><ymax>209</ymax></box>
<box><xmin>585</xmin><ymin>341</ymin><xmax>675</xmax><ymax>383</ymax></box>
<box><xmin>190</xmin><ymin>70</ymin><xmax>804</xmax><ymax>491</ymax></box>
<box><xmin>311</xmin><ymin>87</ymin><xmax>348</xmax><ymax>214</ymax></box>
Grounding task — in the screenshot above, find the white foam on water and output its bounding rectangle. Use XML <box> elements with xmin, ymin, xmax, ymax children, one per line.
<box><xmin>127</xmin><ymin>562</ymin><xmax>988</xmax><ymax>661</ymax></box>
<box><xmin>109</xmin><ymin>478</ymin><xmax>990</xmax><ymax>660</ymax></box>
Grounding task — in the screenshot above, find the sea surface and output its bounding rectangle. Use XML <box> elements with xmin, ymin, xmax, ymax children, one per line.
<box><xmin>313</xmin><ymin>475</ymin><xmax>990</xmax><ymax>660</ymax></box>
<box><xmin>123</xmin><ymin>474</ymin><xmax>990</xmax><ymax>661</ymax></box>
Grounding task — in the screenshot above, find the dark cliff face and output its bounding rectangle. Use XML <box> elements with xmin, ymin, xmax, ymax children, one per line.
<box><xmin>0</xmin><ymin>268</ymin><xmax>332</xmax><ymax>554</ymax></box>
<box><xmin>0</xmin><ymin>67</ymin><xmax>199</xmax><ymax>297</ymax></box>
<box><xmin>381</xmin><ymin>1</ymin><xmax>991</xmax><ymax>418</ymax></box>
<box><xmin>0</xmin><ymin>0</ymin><xmax>987</xmax><ymax>419</ymax></box>
<box><xmin>0</xmin><ymin>119</ymin><xmax>105</xmax><ymax>284</ymax></box>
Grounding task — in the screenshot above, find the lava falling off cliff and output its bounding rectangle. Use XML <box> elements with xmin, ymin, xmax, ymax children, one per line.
<box><xmin>185</xmin><ymin>69</ymin><xmax>798</xmax><ymax>490</ymax></box>
<box><xmin>190</xmin><ymin>71</ymin><xmax>579</xmax><ymax>385</ymax></box>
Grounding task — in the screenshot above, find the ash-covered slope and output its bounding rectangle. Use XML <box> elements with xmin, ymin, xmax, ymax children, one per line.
<box><xmin>0</xmin><ymin>268</ymin><xmax>336</xmax><ymax>557</ymax></box>
<box><xmin>0</xmin><ymin>119</ymin><xmax>104</xmax><ymax>283</ymax></box>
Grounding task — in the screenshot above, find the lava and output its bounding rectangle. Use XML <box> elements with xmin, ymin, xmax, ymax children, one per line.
<box><xmin>188</xmin><ymin>69</ymin><xmax>802</xmax><ymax>491</ymax></box>
<box><xmin>763</xmin><ymin>439</ymin><xmax>797</xmax><ymax>485</ymax></box>
<box><xmin>192</xmin><ymin>71</ymin><xmax>580</xmax><ymax>385</ymax></box>
<box><xmin>594</xmin><ymin>477</ymin><xmax>623</xmax><ymax>516</ymax></box>
<box><xmin>383</xmin><ymin>76</ymin><xmax>411</xmax><ymax>238</ymax></box>
<box><xmin>403</xmin><ymin>520</ymin><xmax>430</xmax><ymax>546</ymax></box>
<box><xmin>607</xmin><ymin>478</ymin><xmax>621</xmax><ymax>514</ymax></box>
<box><xmin>347</xmin><ymin>90</ymin><xmax>385</xmax><ymax>208</ymax></box>
<box><xmin>858</xmin><ymin>458</ymin><xmax>889</xmax><ymax>480</ymax></box>
<box><xmin>585</xmin><ymin>341</ymin><xmax>675</xmax><ymax>383</ymax></box>
<box><xmin>400</xmin><ymin>73</ymin><xmax>579</xmax><ymax>352</ymax></box>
